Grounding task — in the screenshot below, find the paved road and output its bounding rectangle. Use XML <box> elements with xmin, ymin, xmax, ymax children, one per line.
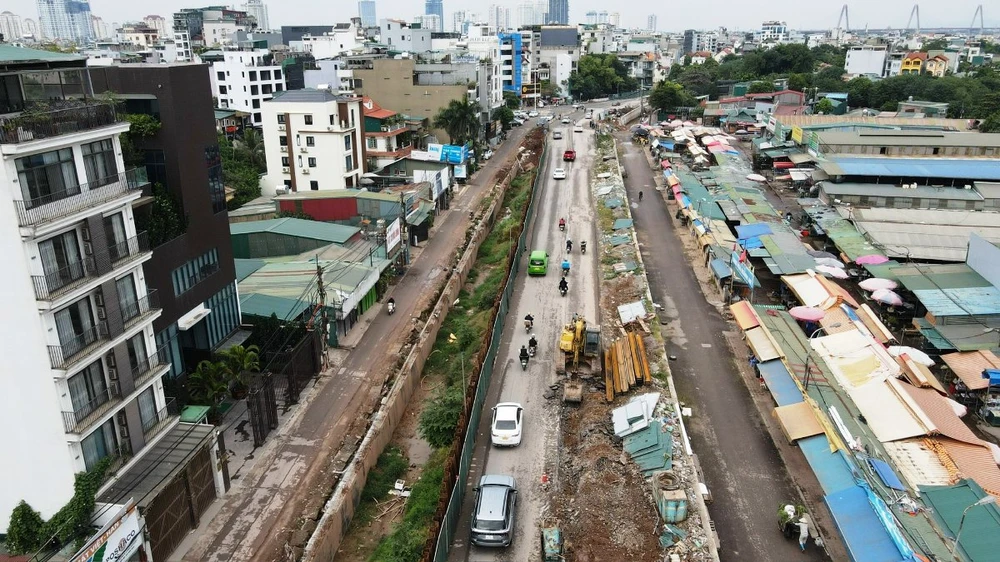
<box><xmin>177</xmin><ymin>125</ymin><xmax>532</xmax><ymax>562</ymax></box>
<box><xmin>617</xmin><ymin>134</ymin><xmax>826</xmax><ymax>560</ymax></box>
<box><xmin>449</xmin><ymin>107</ymin><xmax>601</xmax><ymax>562</ymax></box>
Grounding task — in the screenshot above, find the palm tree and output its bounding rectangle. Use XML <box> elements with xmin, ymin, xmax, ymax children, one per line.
<box><xmin>433</xmin><ymin>98</ymin><xmax>482</xmax><ymax>146</ymax></box>
<box><xmin>221</xmin><ymin>344</ymin><xmax>261</xmax><ymax>389</ymax></box>
<box><xmin>235</xmin><ymin>129</ymin><xmax>266</xmax><ymax>171</ymax></box>
<box><xmin>187</xmin><ymin>360</ymin><xmax>230</xmax><ymax>408</ymax></box>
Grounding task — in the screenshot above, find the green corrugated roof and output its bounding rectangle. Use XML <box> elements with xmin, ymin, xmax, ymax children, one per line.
<box><xmin>0</xmin><ymin>45</ymin><xmax>83</xmax><ymax>63</ymax></box>
<box><xmin>215</xmin><ymin>109</ymin><xmax>237</xmax><ymax>119</ymax></box>
<box><xmin>921</xmin><ymin>479</ymin><xmax>1000</xmax><ymax>562</ymax></box>
<box><xmin>235</xmin><ymin>258</ymin><xmax>266</xmax><ymax>282</ymax></box>
<box><xmin>890</xmin><ymin>263</ymin><xmax>991</xmax><ymax>291</ymax></box>
<box><xmin>239</xmin><ymin>293</ymin><xmax>312</xmax><ymax>320</ymax></box>
<box><xmin>229</xmin><ymin>218</ymin><xmax>360</xmax><ymax>245</ymax></box>
<box><xmin>239</xmin><ymin>260</ymin><xmax>377</xmax><ymax>300</ymax></box>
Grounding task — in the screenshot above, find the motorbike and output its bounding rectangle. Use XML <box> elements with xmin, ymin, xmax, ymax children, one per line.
<box><xmin>560</xmin><ymin>285</ymin><xmax>568</xmax><ymax>297</ymax></box>
<box><xmin>559</xmin><ymin>222</ymin><xmax>565</xmax><ymax>232</ymax></box>
<box><xmin>528</xmin><ymin>345</ymin><xmax>537</xmax><ymax>357</ymax></box>
<box><xmin>524</xmin><ymin>319</ymin><xmax>533</xmax><ymax>333</ymax></box>
<box><xmin>581</xmin><ymin>241</ymin><xmax>587</xmax><ymax>254</ymax></box>
<box><xmin>387</xmin><ymin>300</ymin><xmax>396</xmax><ymax>315</ymax></box>
<box><xmin>520</xmin><ymin>356</ymin><xmax>529</xmax><ymax>370</ymax></box>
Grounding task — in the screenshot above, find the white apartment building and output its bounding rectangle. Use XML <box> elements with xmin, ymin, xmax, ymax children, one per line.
<box><xmin>260</xmin><ymin>89</ymin><xmax>366</xmax><ymax>196</ymax></box>
<box><xmin>211</xmin><ymin>48</ymin><xmax>286</xmax><ymax>126</ymax></box>
<box><xmin>0</xmin><ymin>57</ymin><xmax>174</xmax><ymax>532</ymax></box>
<box><xmin>414</xmin><ymin>14</ymin><xmax>442</xmax><ymax>34</ymax></box>
<box><xmin>143</xmin><ymin>14</ymin><xmax>169</xmax><ymax>36</ymax></box>
<box><xmin>38</xmin><ymin>0</ymin><xmax>93</xmax><ymax>42</ymax></box>
<box><xmin>203</xmin><ymin>19</ymin><xmax>247</xmax><ymax>47</ymax></box>
<box><xmin>844</xmin><ymin>45</ymin><xmax>888</xmax><ymax>77</ymax></box>
<box><xmin>0</xmin><ymin>11</ymin><xmax>24</xmax><ymax>41</ymax></box>
<box><xmin>300</xmin><ymin>22</ymin><xmax>365</xmax><ymax>58</ymax></box>
<box><xmin>379</xmin><ymin>19</ymin><xmax>432</xmax><ymax>52</ymax></box>
<box><xmin>243</xmin><ymin>0</ymin><xmax>269</xmax><ymax>31</ymax></box>
<box><xmin>755</xmin><ymin>20</ymin><xmax>790</xmax><ymax>44</ymax></box>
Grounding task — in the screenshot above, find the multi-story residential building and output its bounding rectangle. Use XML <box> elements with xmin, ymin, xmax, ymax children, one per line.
<box><xmin>414</xmin><ymin>14</ymin><xmax>442</xmax><ymax>34</ymax></box>
<box><xmin>755</xmin><ymin>20</ymin><xmax>789</xmax><ymax>44</ymax></box>
<box><xmin>361</xmin><ymin>96</ymin><xmax>413</xmax><ymax>170</ymax></box>
<box><xmin>242</xmin><ymin>0</ymin><xmax>269</xmax><ymax>31</ymax></box>
<box><xmin>547</xmin><ymin>0</ymin><xmax>568</xmax><ymax>25</ymax></box>
<box><xmin>379</xmin><ymin>19</ymin><xmax>432</xmax><ymax>53</ymax></box>
<box><xmin>425</xmin><ymin>0</ymin><xmax>444</xmax><ymax>31</ymax></box>
<box><xmin>358</xmin><ymin>0</ymin><xmax>377</xmax><ymax>28</ymax></box>
<box><xmin>143</xmin><ymin>14</ymin><xmax>168</xmax><ymax>36</ymax></box>
<box><xmin>901</xmin><ymin>51</ymin><xmax>927</xmax><ymax>74</ymax></box>
<box><xmin>260</xmin><ymin>89</ymin><xmax>365</xmax><ymax>196</ymax></box>
<box><xmin>117</xmin><ymin>23</ymin><xmax>159</xmax><ymax>48</ymax></box>
<box><xmin>925</xmin><ymin>54</ymin><xmax>950</xmax><ymax>77</ymax></box>
<box><xmin>0</xmin><ymin>46</ymin><xmax>206</xmax><ymax>540</ymax></box>
<box><xmin>536</xmin><ymin>25</ymin><xmax>579</xmax><ymax>97</ymax></box>
<box><xmin>90</xmin><ymin>15</ymin><xmax>112</xmax><ymax>40</ymax></box>
<box><xmin>210</xmin><ymin>47</ymin><xmax>286</xmax><ymax>126</ymax></box>
<box><xmin>22</xmin><ymin>17</ymin><xmax>40</xmax><ymax>39</ymax></box>
<box><xmin>37</xmin><ymin>0</ymin><xmax>94</xmax><ymax>43</ymax></box>
<box><xmin>488</xmin><ymin>5</ymin><xmax>511</xmax><ymax>30</ymax></box>
<box><xmin>608</xmin><ymin>12</ymin><xmax>620</xmax><ymax>28</ymax></box>
<box><xmin>173</xmin><ymin>7</ymin><xmax>255</xmax><ymax>61</ymax></box>
<box><xmin>683</xmin><ymin>29</ymin><xmax>718</xmax><ymax>55</ymax></box>
<box><xmin>844</xmin><ymin>45</ymin><xmax>888</xmax><ymax>77</ymax></box>
<box><xmin>498</xmin><ymin>31</ymin><xmax>523</xmax><ymax>95</ymax></box>
<box><xmin>647</xmin><ymin>14</ymin><xmax>657</xmax><ymax>33</ymax></box>
<box><xmin>299</xmin><ymin>21</ymin><xmax>366</xmax><ymax>58</ymax></box>
<box><xmin>0</xmin><ymin>11</ymin><xmax>24</xmax><ymax>42</ymax></box>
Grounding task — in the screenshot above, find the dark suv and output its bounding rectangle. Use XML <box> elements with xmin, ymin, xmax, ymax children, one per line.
<box><xmin>470</xmin><ymin>474</ymin><xmax>517</xmax><ymax>547</ymax></box>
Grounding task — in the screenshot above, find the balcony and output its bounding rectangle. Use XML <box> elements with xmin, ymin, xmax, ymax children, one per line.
<box><xmin>121</xmin><ymin>290</ymin><xmax>161</xmax><ymax>330</ymax></box>
<box><xmin>31</xmin><ymin>231</ymin><xmax>151</xmax><ymax>302</ymax></box>
<box><xmin>132</xmin><ymin>346</ymin><xmax>172</xmax><ymax>389</ymax></box>
<box><xmin>142</xmin><ymin>397</ymin><xmax>179</xmax><ymax>441</ymax></box>
<box><xmin>62</xmin><ymin>383</ymin><xmax>122</xmax><ymax>434</ymax></box>
<box><xmin>16</xmin><ymin>168</ymin><xmax>149</xmax><ymax>229</ymax></box>
<box><xmin>49</xmin><ymin>321</ymin><xmax>110</xmax><ymax>370</ymax></box>
<box><xmin>0</xmin><ymin>102</ymin><xmax>122</xmax><ymax>145</ymax></box>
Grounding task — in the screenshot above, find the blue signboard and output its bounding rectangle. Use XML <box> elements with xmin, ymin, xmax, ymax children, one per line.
<box><xmin>441</xmin><ymin>144</ymin><xmax>468</xmax><ymax>164</ymax></box>
<box><xmin>731</xmin><ymin>252</ymin><xmax>756</xmax><ymax>287</ymax></box>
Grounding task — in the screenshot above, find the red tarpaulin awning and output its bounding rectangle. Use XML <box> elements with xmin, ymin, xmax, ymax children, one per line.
<box><xmin>773</xmin><ymin>161</ymin><xmax>794</xmax><ymax>169</ymax></box>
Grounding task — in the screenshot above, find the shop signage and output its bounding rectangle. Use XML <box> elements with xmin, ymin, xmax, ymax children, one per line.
<box><xmin>386</xmin><ymin>217</ymin><xmax>401</xmax><ymax>253</ymax></box>
<box><xmin>71</xmin><ymin>502</ymin><xmax>142</xmax><ymax>562</ymax></box>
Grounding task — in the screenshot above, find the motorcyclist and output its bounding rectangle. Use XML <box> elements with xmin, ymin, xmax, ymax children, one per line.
<box><xmin>561</xmin><ymin>258</ymin><xmax>571</xmax><ymax>275</ymax></box>
<box><xmin>559</xmin><ymin>217</ymin><xmax>566</xmax><ymax>230</ymax></box>
<box><xmin>519</xmin><ymin>345</ymin><xmax>530</xmax><ymax>362</ymax></box>
<box><xmin>524</xmin><ymin>314</ymin><xmax>534</xmax><ymax>328</ymax></box>
<box><xmin>559</xmin><ymin>277</ymin><xmax>568</xmax><ymax>293</ymax></box>
<box><xmin>528</xmin><ymin>334</ymin><xmax>538</xmax><ymax>351</ymax></box>
<box><xmin>566</xmin><ymin>239</ymin><xmax>573</xmax><ymax>253</ymax></box>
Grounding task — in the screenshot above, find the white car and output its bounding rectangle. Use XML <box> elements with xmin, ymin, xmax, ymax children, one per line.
<box><xmin>561</xmin><ymin>117</ymin><xmax>570</xmax><ymax>124</ymax></box>
<box><xmin>552</xmin><ymin>168</ymin><xmax>567</xmax><ymax>179</ymax></box>
<box><xmin>482</xmin><ymin>149</ymin><xmax>494</xmax><ymax>161</ymax></box>
<box><xmin>491</xmin><ymin>403</ymin><xmax>523</xmax><ymax>447</ymax></box>
<box><xmin>574</xmin><ymin>125</ymin><xmax>584</xmax><ymax>133</ymax></box>
<box><xmin>528</xmin><ymin>111</ymin><xmax>539</xmax><ymax>117</ymax></box>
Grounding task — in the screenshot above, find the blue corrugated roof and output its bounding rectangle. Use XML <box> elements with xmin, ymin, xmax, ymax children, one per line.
<box><xmin>709</xmin><ymin>258</ymin><xmax>732</xmax><ymax>280</ymax></box>
<box><xmin>822</xmin><ymin>157</ymin><xmax>1000</xmax><ymax>181</ymax></box>
<box><xmin>911</xmin><ymin>286</ymin><xmax>1000</xmax><ymax>317</ymax></box>
<box><xmin>825</xmin><ymin>485</ymin><xmax>910</xmax><ymax>562</ymax></box>
<box><xmin>799</xmin><ymin>435</ymin><xmax>857</xmax><ymax>495</ymax></box>
<box><xmin>868</xmin><ymin>458</ymin><xmax>905</xmax><ymax>491</ymax></box>
<box><xmin>757</xmin><ymin>359</ymin><xmax>803</xmax><ymax>406</ymax></box>
<box><xmin>736</xmin><ymin>223</ymin><xmax>773</xmax><ymax>239</ymax></box>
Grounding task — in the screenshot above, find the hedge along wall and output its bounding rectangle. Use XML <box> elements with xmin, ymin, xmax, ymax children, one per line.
<box><xmin>300</xmin><ymin>132</ymin><xmax>543</xmax><ymax>562</ymax></box>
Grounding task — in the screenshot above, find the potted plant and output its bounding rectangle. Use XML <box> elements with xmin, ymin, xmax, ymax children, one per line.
<box><xmin>186</xmin><ymin>360</ymin><xmax>230</xmax><ymax>423</ymax></box>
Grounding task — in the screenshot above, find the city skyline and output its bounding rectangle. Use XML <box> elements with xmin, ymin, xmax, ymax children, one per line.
<box><xmin>2</xmin><ymin>0</ymin><xmax>999</xmax><ymax>36</ymax></box>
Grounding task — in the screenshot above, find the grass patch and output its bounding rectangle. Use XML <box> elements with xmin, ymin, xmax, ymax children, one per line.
<box><xmin>352</xmin><ymin>446</ymin><xmax>410</xmax><ymax>527</ymax></box>
<box><xmin>597</xmin><ymin>202</ymin><xmax>615</xmax><ymax>234</ymax></box>
<box><xmin>370</xmin><ymin>450</ymin><xmax>446</xmax><ymax>562</ymax></box>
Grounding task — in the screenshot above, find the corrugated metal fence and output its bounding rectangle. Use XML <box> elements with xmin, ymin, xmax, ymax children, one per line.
<box><xmin>432</xmin><ymin>141</ymin><xmax>549</xmax><ymax>561</ymax></box>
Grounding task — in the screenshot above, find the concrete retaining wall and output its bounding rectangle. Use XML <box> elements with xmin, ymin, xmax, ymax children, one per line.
<box><xmin>300</xmin><ymin>157</ymin><xmax>523</xmax><ymax>562</ymax></box>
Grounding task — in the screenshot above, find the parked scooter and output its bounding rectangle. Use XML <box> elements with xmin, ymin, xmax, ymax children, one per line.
<box><xmin>387</xmin><ymin>298</ymin><xmax>396</xmax><ymax>315</ymax></box>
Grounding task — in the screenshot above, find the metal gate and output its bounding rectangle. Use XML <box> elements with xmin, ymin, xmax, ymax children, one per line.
<box><xmin>144</xmin><ymin>443</ymin><xmax>218</xmax><ymax>562</ymax></box>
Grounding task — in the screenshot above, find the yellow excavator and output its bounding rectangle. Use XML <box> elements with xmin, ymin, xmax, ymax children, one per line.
<box><xmin>557</xmin><ymin>314</ymin><xmax>602</xmax><ymax>403</ymax></box>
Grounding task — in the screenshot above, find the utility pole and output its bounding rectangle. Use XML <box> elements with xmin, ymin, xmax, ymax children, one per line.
<box><xmin>316</xmin><ymin>256</ymin><xmax>329</xmax><ymax>365</ymax></box>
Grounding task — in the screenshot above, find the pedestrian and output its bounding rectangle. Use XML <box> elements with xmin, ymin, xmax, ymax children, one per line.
<box><xmin>638</xmin><ymin>190</ymin><xmax>644</xmax><ymax>202</ymax></box>
<box><xmin>798</xmin><ymin>518</ymin><xmax>810</xmax><ymax>551</ymax></box>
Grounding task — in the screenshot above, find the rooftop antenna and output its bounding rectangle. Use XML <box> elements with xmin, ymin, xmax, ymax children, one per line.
<box><xmin>906</xmin><ymin>4</ymin><xmax>920</xmax><ymax>36</ymax></box>
<box><xmin>971</xmin><ymin>5</ymin><xmax>984</xmax><ymax>37</ymax></box>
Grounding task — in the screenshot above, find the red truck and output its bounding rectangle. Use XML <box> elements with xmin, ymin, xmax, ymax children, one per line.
<box><xmin>563</xmin><ymin>150</ymin><xmax>576</xmax><ymax>162</ymax></box>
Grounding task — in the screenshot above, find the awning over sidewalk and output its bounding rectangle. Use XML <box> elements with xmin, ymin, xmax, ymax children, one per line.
<box><xmin>825</xmin><ymin>485</ymin><xmax>914</xmax><ymax>562</ymax></box>
<box><xmin>746</xmin><ymin>326</ymin><xmax>782</xmax><ymax>362</ymax></box>
<box><xmin>757</xmin><ymin>359</ymin><xmax>803</xmax><ymax>406</ymax></box>
<box><xmin>941</xmin><ymin>350</ymin><xmax>1000</xmax><ymax>391</ymax></box>
<box><xmin>773</xmin><ymin>402</ymin><xmax>824</xmax><ymax>443</ymax></box>
<box><xmin>729</xmin><ymin>301</ymin><xmax>760</xmax><ymax>330</ymax></box>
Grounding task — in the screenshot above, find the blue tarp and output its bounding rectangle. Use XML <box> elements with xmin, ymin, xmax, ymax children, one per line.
<box><xmin>736</xmin><ymin>223</ymin><xmax>774</xmax><ymax>239</ymax></box>
<box><xmin>799</xmin><ymin>435</ymin><xmax>857</xmax><ymax>495</ymax></box>
<box><xmin>825</xmin><ymin>485</ymin><xmax>911</xmax><ymax>562</ymax></box>
<box><xmin>680</xmin><ymin>195</ymin><xmax>692</xmax><ymax>208</ymax></box>
<box><xmin>709</xmin><ymin>258</ymin><xmax>732</xmax><ymax>280</ymax></box>
<box><xmin>658</xmin><ymin>140</ymin><xmax>675</xmax><ymax>150</ymax></box>
<box><xmin>864</xmin><ymin>483</ymin><xmax>916</xmax><ymax>559</ymax></box>
<box><xmin>757</xmin><ymin>360</ymin><xmax>803</xmax><ymax>406</ymax></box>
<box><xmin>983</xmin><ymin>369</ymin><xmax>1000</xmax><ymax>386</ymax></box>
<box><xmin>868</xmin><ymin>458</ymin><xmax>905</xmax><ymax>491</ymax></box>
<box><xmin>740</xmin><ymin>237</ymin><xmax>764</xmax><ymax>250</ymax></box>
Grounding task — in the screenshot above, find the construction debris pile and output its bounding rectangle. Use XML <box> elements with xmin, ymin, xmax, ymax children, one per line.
<box><xmin>604</xmin><ymin>332</ymin><xmax>653</xmax><ymax>400</ymax></box>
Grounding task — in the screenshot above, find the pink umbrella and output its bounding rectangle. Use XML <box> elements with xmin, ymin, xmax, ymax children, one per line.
<box><xmin>856</xmin><ymin>254</ymin><xmax>889</xmax><ymax>265</ymax></box>
<box><xmin>816</xmin><ymin>265</ymin><xmax>849</xmax><ymax>279</ymax></box>
<box><xmin>789</xmin><ymin>306</ymin><xmax>826</xmax><ymax>322</ymax></box>
<box><xmin>859</xmin><ymin>278</ymin><xmax>898</xmax><ymax>292</ymax></box>
<box><xmin>871</xmin><ymin>289</ymin><xmax>903</xmax><ymax>306</ymax></box>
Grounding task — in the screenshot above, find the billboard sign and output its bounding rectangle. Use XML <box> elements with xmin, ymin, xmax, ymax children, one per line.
<box><xmin>427</xmin><ymin>143</ymin><xmax>469</xmax><ymax>164</ymax></box>
<box><xmin>386</xmin><ymin>217</ymin><xmax>401</xmax><ymax>253</ymax></box>
<box><xmin>71</xmin><ymin>502</ymin><xmax>142</xmax><ymax>562</ymax></box>
<box><xmin>453</xmin><ymin>164</ymin><xmax>467</xmax><ymax>179</ymax></box>
<box><xmin>791</xmin><ymin>126</ymin><xmax>803</xmax><ymax>144</ymax></box>
<box><xmin>731</xmin><ymin>252</ymin><xmax>756</xmax><ymax>287</ymax></box>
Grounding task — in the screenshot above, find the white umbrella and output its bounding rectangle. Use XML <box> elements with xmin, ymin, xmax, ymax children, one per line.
<box><xmin>859</xmin><ymin>278</ymin><xmax>898</xmax><ymax>292</ymax></box>
<box><xmin>816</xmin><ymin>265</ymin><xmax>849</xmax><ymax>279</ymax></box>
<box><xmin>887</xmin><ymin>346</ymin><xmax>935</xmax><ymax>367</ymax></box>
<box><xmin>746</xmin><ymin>174</ymin><xmax>767</xmax><ymax>182</ymax></box>
<box><xmin>814</xmin><ymin>257</ymin><xmax>846</xmax><ymax>269</ymax></box>
<box><xmin>871</xmin><ymin>288</ymin><xmax>904</xmax><ymax>306</ymax></box>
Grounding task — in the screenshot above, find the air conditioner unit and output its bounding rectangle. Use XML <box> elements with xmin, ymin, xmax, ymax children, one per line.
<box><xmin>381</xmin><ymin>125</ymin><xmax>389</xmax><ymax>132</ymax></box>
<box><xmin>94</xmin><ymin>292</ymin><xmax>104</xmax><ymax>306</ymax></box>
<box><xmin>83</xmin><ymin>242</ymin><xmax>93</xmax><ymax>255</ymax></box>
<box><xmin>278</xmin><ymin>124</ymin><xmax>286</xmax><ymax>131</ymax></box>
<box><xmin>300</xmin><ymin>147</ymin><xmax>308</xmax><ymax>153</ymax></box>
<box><xmin>282</xmin><ymin>166</ymin><xmax>290</xmax><ymax>173</ymax></box>
<box><xmin>106</xmin><ymin>353</ymin><xmax>115</xmax><ymax>368</ymax></box>
<box><xmin>280</xmin><ymin>146</ymin><xmax>288</xmax><ymax>153</ymax></box>
<box><xmin>108</xmin><ymin>367</ymin><xmax>118</xmax><ymax>380</ymax></box>
<box><xmin>81</xmin><ymin>226</ymin><xmax>91</xmax><ymax>241</ymax></box>
<box><xmin>96</xmin><ymin>307</ymin><xmax>107</xmax><ymax>320</ymax></box>
<box><xmin>327</xmin><ymin>126</ymin><xmax>335</xmax><ymax>131</ymax></box>
<box><xmin>301</xmin><ymin>168</ymin><xmax>311</xmax><ymax>175</ymax></box>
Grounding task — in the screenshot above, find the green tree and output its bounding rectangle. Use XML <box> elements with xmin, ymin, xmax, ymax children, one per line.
<box><xmin>748</xmin><ymin>81</ymin><xmax>774</xmax><ymax>94</ymax></box>
<box><xmin>418</xmin><ymin>385</ymin><xmax>464</xmax><ymax>448</ymax></box>
<box><xmin>503</xmin><ymin>91</ymin><xmax>521</xmax><ymax>109</ymax></box>
<box><xmin>138</xmin><ymin>183</ymin><xmax>187</xmax><ymax>247</ymax></box>
<box><xmin>846</xmin><ymin>77</ymin><xmax>874</xmax><ymax>107</ymax></box>
<box><xmin>567</xmin><ymin>54</ymin><xmax>638</xmax><ymax>100</ymax></box>
<box><xmin>118</xmin><ymin>113</ymin><xmax>161</xmax><ymax>167</ymax></box>
<box><xmin>815</xmin><ymin>98</ymin><xmax>836</xmax><ymax>114</ymax></box>
<box><xmin>187</xmin><ymin>360</ymin><xmax>231</xmax><ymax>409</ymax></box>
<box><xmin>492</xmin><ymin>106</ymin><xmax>515</xmax><ymax>130</ymax></box>
<box><xmin>649</xmin><ymin>80</ymin><xmax>694</xmax><ymax>111</ymax></box>
<box><xmin>787</xmin><ymin>73</ymin><xmax>811</xmax><ymax>92</ymax></box>
<box><xmin>5</xmin><ymin>501</ymin><xmax>45</xmax><ymax>554</ymax></box>
<box><xmin>980</xmin><ymin>112</ymin><xmax>1000</xmax><ymax>133</ymax></box>
<box><xmin>235</xmin><ymin>128</ymin><xmax>265</xmax><ymax>170</ymax></box>
<box><xmin>921</xmin><ymin>38</ymin><xmax>949</xmax><ymax>52</ymax></box>
<box><xmin>220</xmin><ymin>344</ymin><xmax>260</xmax><ymax>388</ymax></box>
<box><xmin>813</xmin><ymin>66</ymin><xmax>847</xmax><ymax>92</ymax></box>
<box><xmin>433</xmin><ymin>97</ymin><xmax>482</xmax><ymax>145</ymax></box>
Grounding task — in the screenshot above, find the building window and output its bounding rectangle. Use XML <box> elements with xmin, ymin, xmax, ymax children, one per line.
<box><xmin>262</xmin><ymin>84</ymin><xmax>272</xmax><ymax>94</ymax></box>
<box><xmin>277</xmin><ymin>114</ymin><xmax>286</xmax><ymax>124</ymax></box>
<box><xmin>367</xmin><ymin>137</ymin><xmax>378</xmax><ymax>149</ymax></box>
<box><xmin>275</xmin><ymin>69</ymin><xmax>282</xmax><ymax>80</ymax></box>
<box><xmin>38</xmin><ymin>230</ymin><xmax>84</xmax><ymax>292</ymax></box>
<box><xmin>15</xmin><ymin>148</ymin><xmax>79</xmax><ymax>208</ymax></box>
<box><xmin>350</xmin><ymin>109</ymin><xmax>355</xmax><ymax>128</ymax></box>
<box><xmin>283</xmin><ymin>180</ymin><xmax>292</xmax><ymax>189</ymax></box>
<box><xmin>308</xmin><ymin>157</ymin><xmax>317</xmax><ymax>167</ymax></box>
<box><xmin>345</xmin><ymin>155</ymin><xmax>354</xmax><ymax>171</ymax></box>
<box><xmin>310</xmin><ymin>180</ymin><xmax>319</xmax><ymax>190</ymax></box>
<box><xmin>306</xmin><ymin>136</ymin><xmax>315</xmax><ymax>146</ymax></box>
<box><xmin>54</xmin><ymin>297</ymin><xmax>96</xmax><ymax>359</ymax></box>
<box><xmin>249</xmin><ymin>71</ymin><xmax>257</xmax><ymax>81</ymax></box>
<box><xmin>104</xmin><ymin>213</ymin><xmax>128</xmax><ymax>261</ymax></box>
<box><xmin>81</xmin><ymin>418</ymin><xmax>118</xmax><ymax>471</ymax></box>
<box><xmin>138</xmin><ymin>386</ymin><xmax>158</xmax><ymax>433</ymax></box>
<box><xmin>281</xmin><ymin>156</ymin><xmax>289</xmax><ymax>167</ymax></box>
<box><xmin>82</xmin><ymin>139</ymin><xmax>118</xmax><ymax>186</ymax></box>
<box><xmin>252</xmin><ymin>99</ymin><xmax>260</xmax><ymax>109</ymax></box>
<box><xmin>344</xmin><ymin>135</ymin><xmax>352</xmax><ymax>150</ymax></box>
<box><xmin>275</xmin><ymin>84</ymin><xmax>283</xmax><ymax>92</ymax></box>
<box><xmin>253</xmin><ymin>112</ymin><xmax>261</xmax><ymax>123</ymax></box>
<box><xmin>170</xmin><ymin>248</ymin><xmax>220</xmax><ymax>296</ymax></box>
<box><xmin>143</xmin><ymin>150</ymin><xmax>167</xmax><ymax>187</ymax></box>
<box><xmin>117</xmin><ymin>274</ymin><xmax>140</xmax><ymax>323</ymax></box>
<box><xmin>261</xmin><ymin>70</ymin><xmax>272</xmax><ymax>80</ymax></box>
<box><xmin>67</xmin><ymin>360</ymin><xmax>109</xmax><ymax>421</ymax></box>
<box><xmin>330</xmin><ymin>114</ymin><xmax>336</xmax><ymax>126</ymax></box>
<box><xmin>879</xmin><ymin>147</ymin><xmax>887</xmax><ymax>155</ymax></box>
<box><xmin>206</xmin><ymin>146</ymin><xmax>226</xmax><ymax>213</ymax></box>
<box><xmin>297</xmin><ymin>155</ymin><xmax>303</xmax><ymax>167</ymax></box>
<box><xmin>216</xmin><ymin>71</ymin><xmax>225</xmax><ymax>81</ymax></box>
<box><xmin>251</xmin><ymin>84</ymin><xmax>259</xmax><ymax>96</ymax></box>
<box><xmin>304</xmin><ymin>114</ymin><xmax>313</xmax><ymax>125</ymax></box>
<box><xmin>126</xmin><ymin>332</ymin><xmax>148</xmax><ymax>375</ymax></box>
<box><xmin>218</xmin><ymin>85</ymin><xmax>227</xmax><ymax>95</ymax></box>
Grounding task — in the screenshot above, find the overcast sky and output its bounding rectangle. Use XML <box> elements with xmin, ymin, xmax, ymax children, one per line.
<box><xmin>7</xmin><ymin>0</ymin><xmax>997</xmax><ymax>32</ymax></box>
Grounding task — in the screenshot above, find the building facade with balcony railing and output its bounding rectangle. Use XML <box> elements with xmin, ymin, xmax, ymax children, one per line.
<box><xmin>0</xmin><ymin>47</ymin><xmax>179</xmax><ymax>535</ymax></box>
